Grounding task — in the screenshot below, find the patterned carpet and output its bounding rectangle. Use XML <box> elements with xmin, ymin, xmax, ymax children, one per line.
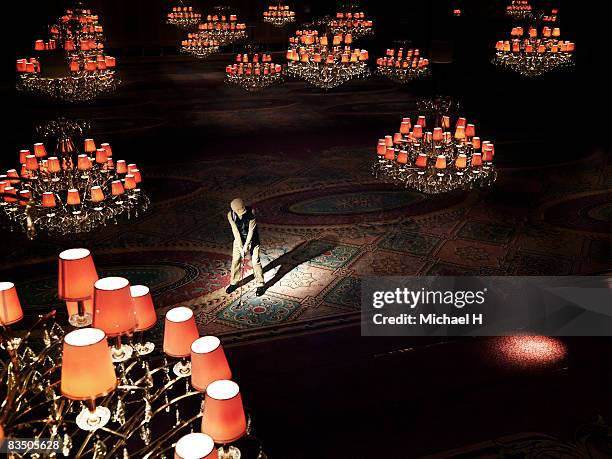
<box><xmin>2</xmin><ymin>143</ymin><xmax>609</xmax><ymax>342</ymax></box>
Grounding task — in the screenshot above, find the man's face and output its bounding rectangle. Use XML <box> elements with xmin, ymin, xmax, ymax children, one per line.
<box><xmin>230</xmin><ymin>198</ymin><xmax>246</xmax><ymax>215</ymax></box>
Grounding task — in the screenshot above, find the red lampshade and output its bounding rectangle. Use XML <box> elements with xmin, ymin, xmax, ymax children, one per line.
<box><xmin>42</xmin><ymin>192</ymin><xmax>56</xmax><ymax>208</ymax></box>
<box><xmin>111</xmin><ymin>180</ymin><xmax>125</xmax><ymax>196</ymax></box>
<box><xmin>384</xmin><ymin>148</ymin><xmax>395</xmax><ymax>161</ymax></box>
<box><xmin>84</xmin><ymin>139</ymin><xmax>96</xmax><ymax>153</ymax></box>
<box><xmin>89</xmin><ymin>278</ymin><xmax>136</xmax><ymax>339</ymax></box>
<box><xmin>19</xmin><ymin>190</ymin><xmax>31</xmax><ymax>205</ymax></box>
<box><xmin>465</xmin><ymin>124</ymin><xmax>475</xmax><ymax>138</ymax></box>
<box><xmin>441</xmin><ymin>116</ymin><xmax>450</xmax><ymax>129</ymax></box>
<box><xmin>95</xmin><ymin>148</ymin><xmax>108</xmax><ymax>164</ymax></box>
<box><xmin>77</xmin><ymin>154</ymin><xmax>92</xmax><ymax>171</ymax></box>
<box><xmin>0</xmin><ymin>282</ymin><xmax>24</xmax><ymax>325</ymax></box>
<box><xmin>164</xmin><ymin>306</ymin><xmax>199</xmax><ymax>358</ymax></box>
<box><xmin>67</xmin><ymin>189</ymin><xmax>81</xmax><ymax>205</ymax></box>
<box><xmin>384</xmin><ymin>135</ymin><xmax>393</xmax><ymax>147</ymax></box>
<box><xmin>201</xmin><ymin>380</ymin><xmax>247</xmax><ymax>443</ymax></box>
<box><xmin>90</xmin><ymin>186</ymin><xmax>105</xmax><ymax>203</ymax></box>
<box><xmin>456</xmin><ymin>117</ymin><xmax>466</xmax><ymax>128</ymax></box>
<box><xmin>432</xmin><ymin>127</ymin><xmax>443</xmax><ymax>142</ymax></box>
<box><xmin>472</xmin><ymin>137</ymin><xmax>481</xmax><ymax>150</ymax></box>
<box><xmin>415</xmin><ymin>153</ymin><xmax>427</xmax><ymax>168</ymax></box>
<box><xmin>131</xmin><ymin>169</ymin><xmax>142</xmax><ymax>184</ymax></box>
<box><xmin>47</xmin><ymin>157</ymin><xmax>61</xmax><ymax>173</ymax></box>
<box><xmin>130</xmin><ymin>285</ymin><xmax>157</xmax><ymax>332</ymax></box>
<box><xmin>3</xmin><ymin>187</ymin><xmax>17</xmax><ymax>203</ymax></box>
<box><xmin>124</xmin><ymin>175</ymin><xmax>137</xmax><ymax>190</ymax></box>
<box><xmin>376</xmin><ymin>140</ymin><xmax>386</xmax><ymax>156</ymax></box>
<box><xmin>61</xmin><ymin>328</ymin><xmax>117</xmax><ymax>400</ymax></box>
<box><xmin>100</xmin><ymin>143</ymin><xmax>112</xmax><ymax>157</ymax></box>
<box><xmin>35</xmin><ymin>40</ymin><xmax>45</xmax><ymax>50</ymax></box>
<box><xmin>412</xmin><ymin>125</ymin><xmax>423</xmax><ymax>138</ymax></box>
<box><xmin>455</xmin><ymin>154</ymin><xmax>467</xmax><ymax>169</ymax></box>
<box><xmin>471</xmin><ymin>153</ymin><xmax>483</xmax><ymax>167</ymax></box>
<box><xmin>19</xmin><ymin>150</ymin><xmax>30</xmax><ymax>164</ymax></box>
<box><xmin>416</xmin><ymin>115</ymin><xmax>426</xmax><ymax>128</ymax></box>
<box><xmin>33</xmin><ymin>143</ymin><xmax>47</xmax><ymax>158</ymax></box>
<box><xmin>116</xmin><ymin>160</ymin><xmax>127</xmax><ymax>174</ymax></box>
<box><xmin>127</xmin><ymin>164</ymin><xmax>138</xmax><ymax>174</ymax></box>
<box><xmin>399</xmin><ymin>121</ymin><xmax>411</xmax><ymax>134</ymax></box>
<box><xmin>454</xmin><ymin>126</ymin><xmax>466</xmax><ymax>140</ymax></box>
<box><xmin>174</xmin><ymin>433</ymin><xmax>218</xmax><ymax>459</ymax></box>
<box><xmin>435</xmin><ymin>155</ymin><xmax>447</xmax><ymax>169</ymax></box>
<box><xmin>191</xmin><ymin>336</ymin><xmax>232</xmax><ymax>392</ymax></box>
<box><xmin>25</xmin><ymin>155</ymin><xmax>38</xmax><ymax>171</ymax></box>
<box><xmin>58</xmin><ymin>248</ymin><xmax>99</xmax><ymax>302</ymax></box>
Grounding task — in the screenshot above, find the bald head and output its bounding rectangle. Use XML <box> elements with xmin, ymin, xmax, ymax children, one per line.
<box><xmin>230</xmin><ymin>198</ymin><xmax>246</xmax><ymax>215</ymax></box>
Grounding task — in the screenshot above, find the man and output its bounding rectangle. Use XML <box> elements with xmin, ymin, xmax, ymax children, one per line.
<box><xmin>225</xmin><ymin>198</ymin><xmax>265</xmax><ymax>296</ymax></box>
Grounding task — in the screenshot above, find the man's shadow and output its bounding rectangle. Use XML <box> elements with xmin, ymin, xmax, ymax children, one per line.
<box><xmin>237</xmin><ymin>238</ymin><xmax>338</xmax><ymax>292</ymax></box>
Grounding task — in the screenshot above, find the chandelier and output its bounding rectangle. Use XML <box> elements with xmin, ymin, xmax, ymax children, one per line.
<box><xmin>376</xmin><ymin>47</ymin><xmax>430</xmax><ymax>83</ymax></box>
<box><xmin>181</xmin><ymin>35</ymin><xmax>221</xmax><ymax>59</ymax></box>
<box><xmin>167</xmin><ymin>4</ymin><xmax>202</xmax><ymax>30</ymax></box>
<box><xmin>505</xmin><ymin>0</ymin><xmax>533</xmax><ymax>19</ymax></box>
<box><xmin>493</xmin><ymin>26</ymin><xmax>575</xmax><ymax>77</ymax></box>
<box><xmin>195</xmin><ymin>11</ymin><xmax>248</xmax><ymax>46</ymax></box>
<box><xmin>0</xmin><ymin>249</ymin><xmax>267</xmax><ymax>459</ymax></box>
<box><xmin>0</xmin><ymin>119</ymin><xmax>149</xmax><ymax>240</ymax></box>
<box><xmin>372</xmin><ymin>104</ymin><xmax>497</xmax><ymax>194</ymax></box>
<box><xmin>286</xmin><ymin>30</ymin><xmax>370</xmax><ymax>89</ymax></box>
<box><xmin>16</xmin><ymin>6</ymin><xmax>118</xmax><ymax>102</ymax></box>
<box><xmin>226</xmin><ymin>53</ymin><xmax>284</xmax><ymax>91</ymax></box>
<box><xmin>327</xmin><ymin>9</ymin><xmax>373</xmax><ymax>39</ymax></box>
<box><xmin>262</xmin><ymin>2</ymin><xmax>296</xmax><ymax>27</ymax></box>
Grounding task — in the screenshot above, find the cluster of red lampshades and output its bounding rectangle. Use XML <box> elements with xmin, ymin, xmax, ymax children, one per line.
<box><xmin>377</xmin><ymin>116</ymin><xmax>495</xmax><ymax>167</ymax></box>
<box><xmin>167</xmin><ymin>6</ymin><xmax>202</xmax><ymax>22</ymax></box>
<box><xmin>262</xmin><ymin>4</ymin><xmax>296</xmax><ymax>25</ymax></box>
<box><xmin>328</xmin><ymin>10</ymin><xmax>373</xmax><ymax>37</ymax></box>
<box><xmin>2</xmin><ymin>138</ymin><xmax>141</xmax><ymax>207</ymax></box>
<box><xmin>496</xmin><ymin>26</ymin><xmax>575</xmax><ymax>53</ymax></box>
<box><xmin>0</xmin><ymin>248</ymin><xmax>247</xmax><ymax>455</ymax></box>
<box><xmin>506</xmin><ymin>0</ymin><xmax>532</xmax><ymax>17</ymax></box>
<box><xmin>377</xmin><ymin>48</ymin><xmax>430</xmax><ymax>71</ymax></box>
<box><xmin>197</xmin><ymin>14</ymin><xmax>247</xmax><ymax>34</ymax></box>
<box><xmin>287</xmin><ymin>31</ymin><xmax>369</xmax><ymax>63</ymax></box>
<box><xmin>226</xmin><ymin>53</ymin><xmax>282</xmax><ymax>76</ymax></box>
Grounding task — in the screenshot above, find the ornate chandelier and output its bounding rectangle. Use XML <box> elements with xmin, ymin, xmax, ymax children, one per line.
<box><xmin>324</xmin><ymin>4</ymin><xmax>373</xmax><ymax>40</ymax></box>
<box><xmin>493</xmin><ymin>26</ymin><xmax>575</xmax><ymax>77</ymax></box>
<box><xmin>226</xmin><ymin>53</ymin><xmax>284</xmax><ymax>91</ymax></box>
<box><xmin>0</xmin><ymin>119</ymin><xmax>149</xmax><ymax>240</ymax></box>
<box><xmin>262</xmin><ymin>2</ymin><xmax>296</xmax><ymax>27</ymax></box>
<box><xmin>0</xmin><ymin>250</ymin><xmax>267</xmax><ymax>458</ymax></box>
<box><xmin>505</xmin><ymin>0</ymin><xmax>533</xmax><ymax>19</ymax></box>
<box><xmin>195</xmin><ymin>11</ymin><xmax>248</xmax><ymax>46</ymax></box>
<box><xmin>372</xmin><ymin>105</ymin><xmax>497</xmax><ymax>194</ymax></box>
<box><xmin>376</xmin><ymin>47</ymin><xmax>430</xmax><ymax>83</ymax></box>
<box><xmin>181</xmin><ymin>35</ymin><xmax>221</xmax><ymax>59</ymax></box>
<box><xmin>167</xmin><ymin>4</ymin><xmax>202</xmax><ymax>30</ymax></box>
<box><xmin>286</xmin><ymin>30</ymin><xmax>370</xmax><ymax>89</ymax></box>
<box><xmin>15</xmin><ymin>6</ymin><xmax>118</xmax><ymax>102</ymax></box>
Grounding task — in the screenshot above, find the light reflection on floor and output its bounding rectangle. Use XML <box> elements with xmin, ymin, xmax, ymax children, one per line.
<box><xmin>489</xmin><ymin>336</ymin><xmax>567</xmax><ymax>369</ymax></box>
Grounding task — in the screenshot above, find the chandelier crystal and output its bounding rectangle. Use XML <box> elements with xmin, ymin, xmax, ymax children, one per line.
<box><xmin>506</xmin><ymin>0</ymin><xmax>533</xmax><ymax>19</ymax></box>
<box><xmin>263</xmin><ymin>2</ymin><xmax>296</xmax><ymax>27</ymax></box>
<box><xmin>16</xmin><ymin>6</ymin><xmax>118</xmax><ymax>102</ymax></box>
<box><xmin>167</xmin><ymin>4</ymin><xmax>202</xmax><ymax>30</ymax></box>
<box><xmin>493</xmin><ymin>26</ymin><xmax>575</xmax><ymax>77</ymax></box>
<box><xmin>286</xmin><ymin>30</ymin><xmax>370</xmax><ymax>89</ymax></box>
<box><xmin>376</xmin><ymin>47</ymin><xmax>430</xmax><ymax>83</ymax></box>
<box><xmin>372</xmin><ymin>107</ymin><xmax>497</xmax><ymax>194</ymax></box>
<box><xmin>226</xmin><ymin>53</ymin><xmax>284</xmax><ymax>91</ymax></box>
<box><xmin>0</xmin><ymin>119</ymin><xmax>149</xmax><ymax>239</ymax></box>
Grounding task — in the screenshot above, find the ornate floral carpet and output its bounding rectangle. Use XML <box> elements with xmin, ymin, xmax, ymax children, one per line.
<box><xmin>2</xmin><ymin>144</ymin><xmax>609</xmax><ymax>343</ymax></box>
